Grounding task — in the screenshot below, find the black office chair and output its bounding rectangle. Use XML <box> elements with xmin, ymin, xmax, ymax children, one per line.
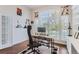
<box><xmin>21</xmin><ymin>25</ymin><xmax>41</xmax><ymax>54</ymax></box>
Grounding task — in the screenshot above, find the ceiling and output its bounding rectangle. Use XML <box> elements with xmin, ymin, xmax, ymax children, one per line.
<box><xmin>26</xmin><ymin>5</ymin><xmax>49</xmax><ymax>10</ymax></box>
<box><xmin>26</xmin><ymin>5</ymin><xmax>62</xmax><ymax>10</ymax></box>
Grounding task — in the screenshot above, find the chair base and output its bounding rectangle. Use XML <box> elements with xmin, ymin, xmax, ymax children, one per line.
<box><xmin>21</xmin><ymin>47</ymin><xmax>41</xmax><ymax>54</ymax></box>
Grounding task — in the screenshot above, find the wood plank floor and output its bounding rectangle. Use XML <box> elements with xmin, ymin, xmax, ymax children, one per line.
<box><xmin>0</xmin><ymin>41</ymin><xmax>68</xmax><ymax>54</ymax></box>
<box><xmin>0</xmin><ymin>41</ymin><xmax>28</xmax><ymax>54</ymax></box>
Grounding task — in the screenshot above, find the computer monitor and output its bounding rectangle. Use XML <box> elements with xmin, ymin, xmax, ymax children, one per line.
<box><xmin>37</xmin><ymin>27</ymin><xmax>46</xmax><ymax>32</ymax></box>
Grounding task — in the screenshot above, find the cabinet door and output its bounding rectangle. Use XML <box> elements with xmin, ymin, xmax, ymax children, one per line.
<box><xmin>2</xmin><ymin>15</ymin><xmax>13</xmax><ymax>49</ymax></box>
<box><xmin>0</xmin><ymin>15</ymin><xmax>2</xmax><ymax>49</ymax></box>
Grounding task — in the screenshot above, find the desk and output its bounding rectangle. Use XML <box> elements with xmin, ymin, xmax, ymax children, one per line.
<box><xmin>32</xmin><ymin>35</ymin><xmax>66</xmax><ymax>45</ymax></box>
<box><xmin>32</xmin><ymin>35</ymin><xmax>58</xmax><ymax>54</ymax></box>
<box><xmin>32</xmin><ymin>35</ymin><xmax>53</xmax><ymax>41</ymax></box>
<box><xmin>32</xmin><ymin>35</ymin><xmax>53</xmax><ymax>45</ymax></box>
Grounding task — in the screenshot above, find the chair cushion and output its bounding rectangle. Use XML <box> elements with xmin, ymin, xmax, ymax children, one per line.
<box><xmin>33</xmin><ymin>41</ymin><xmax>41</xmax><ymax>47</ymax></box>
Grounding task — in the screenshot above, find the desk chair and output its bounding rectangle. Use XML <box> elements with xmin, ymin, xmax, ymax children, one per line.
<box><xmin>21</xmin><ymin>25</ymin><xmax>41</xmax><ymax>54</ymax></box>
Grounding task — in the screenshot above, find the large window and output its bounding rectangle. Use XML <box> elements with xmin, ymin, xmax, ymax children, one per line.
<box><xmin>35</xmin><ymin>10</ymin><xmax>69</xmax><ymax>41</ymax></box>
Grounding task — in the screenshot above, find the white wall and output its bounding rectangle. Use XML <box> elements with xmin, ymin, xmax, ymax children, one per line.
<box><xmin>0</xmin><ymin>5</ymin><xmax>32</xmax><ymax>46</ymax></box>
<box><xmin>32</xmin><ymin>6</ymin><xmax>61</xmax><ymax>21</ymax></box>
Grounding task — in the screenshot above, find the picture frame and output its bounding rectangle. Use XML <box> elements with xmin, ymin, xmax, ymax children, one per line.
<box><xmin>17</xmin><ymin>8</ymin><xmax>22</xmax><ymax>16</ymax></box>
<box><xmin>76</xmin><ymin>32</ymin><xmax>79</xmax><ymax>39</ymax></box>
<box><xmin>74</xmin><ymin>32</ymin><xmax>78</xmax><ymax>39</ymax></box>
<box><xmin>74</xmin><ymin>32</ymin><xmax>79</xmax><ymax>39</ymax></box>
<box><xmin>34</xmin><ymin>12</ymin><xmax>38</xmax><ymax>18</ymax></box>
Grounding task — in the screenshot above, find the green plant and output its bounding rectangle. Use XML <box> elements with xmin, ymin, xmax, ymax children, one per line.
<box><xmin>44</xmin><ymin>22</ymin><xmax>64</xmax><ymax>31</ymax></box>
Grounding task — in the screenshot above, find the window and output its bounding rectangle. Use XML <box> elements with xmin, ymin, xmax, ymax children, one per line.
<box><xmin>35</xmin><ymin>10</ymin><xmax>69</xmax><ymax>41</ymax></box>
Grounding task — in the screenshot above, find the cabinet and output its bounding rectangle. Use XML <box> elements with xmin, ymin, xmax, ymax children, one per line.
<box><xmin>68</xmin><ymin>37</ymin><xmax>79</xmax><ymax>54</ymax></box>
<box><xmin>0</xmin><ymin>15</ymin><xmax>13</xmax><ymax>49</ymax></box>
<box><xmin>67</xmin><ymin>6</ymin><xmax>79</xmax><ymax>54</ymax></box>
<box><xmin>67</xmin><ymin>37</ymin><xmax>72</xmax><ymax>54</ymax></box>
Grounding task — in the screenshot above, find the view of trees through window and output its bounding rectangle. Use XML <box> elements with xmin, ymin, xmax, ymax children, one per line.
<box><xmin>35</xmin><ymin>11</ymin><xmax>69</xmax><ymax>41</ymax></box>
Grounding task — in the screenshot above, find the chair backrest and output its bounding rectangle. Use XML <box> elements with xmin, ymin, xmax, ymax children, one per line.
<box><xmin>27</xmin><ymin>25</ymin><xmax>33</xmax><ymax>45</ymax></box>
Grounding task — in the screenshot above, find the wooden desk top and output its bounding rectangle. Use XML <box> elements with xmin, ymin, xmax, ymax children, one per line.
<box><xmin>32</xmin><ymin>35</ymin><xmax>54</xmax><ymax>41</ymax></box>
<box><xmin>32</xmin><ymin>35</ymin><xmax>66</xmax><ymax>45</ymax></box>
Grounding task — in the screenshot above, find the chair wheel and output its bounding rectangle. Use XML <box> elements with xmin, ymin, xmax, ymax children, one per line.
<box><xmin>53</xmin><ymin>48</ymin><xmax>57</xmax><ymax>51</ymax></box>
<box><xmin>51</xmin><ymin>51</ymin><xmax>57</xmax><ymax>54</ymax></box>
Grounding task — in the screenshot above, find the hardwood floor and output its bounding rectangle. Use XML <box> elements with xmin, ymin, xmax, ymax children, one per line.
<box><xmin>0</xmin><ymin>41</ymin><xmax>68</xmax><ymax>54</ymax></box>
<box><xmin>0</xmin><ymin>41</ymin><xmax>28</xmax><ymax>54</ymax></box>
